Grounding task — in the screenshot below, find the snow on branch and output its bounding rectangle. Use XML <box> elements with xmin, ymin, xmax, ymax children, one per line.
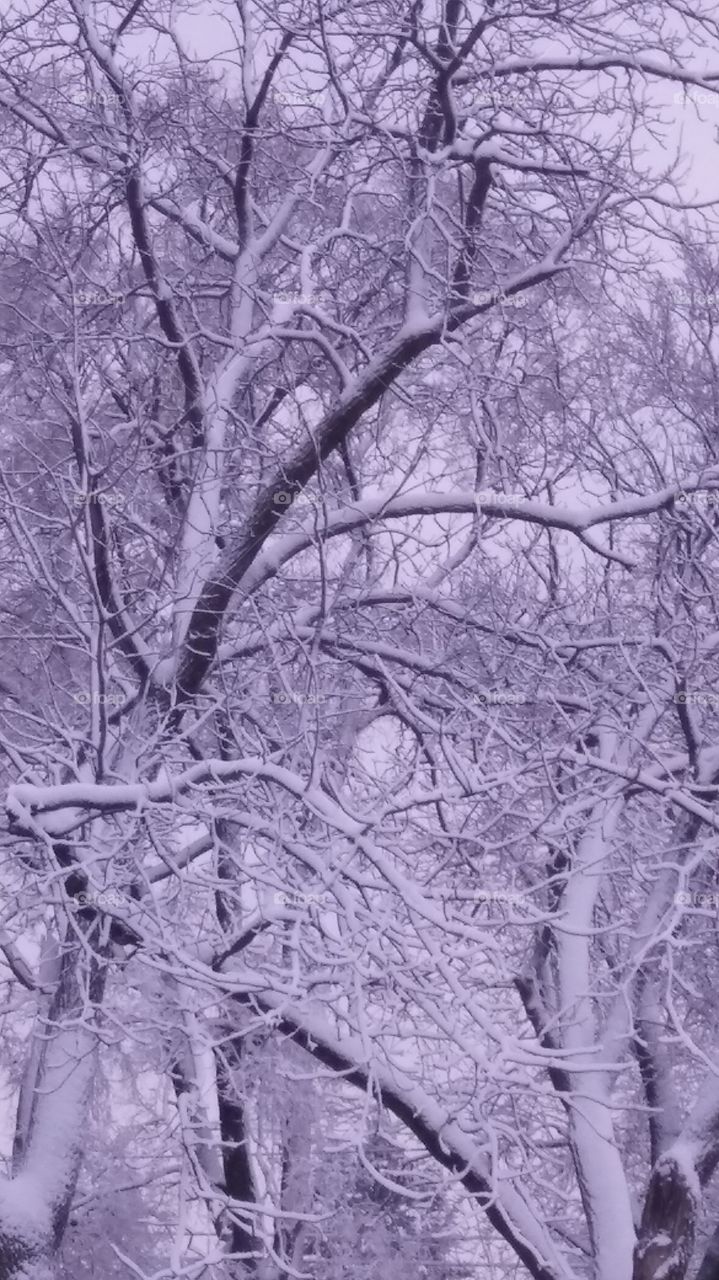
<box><xmin>176</xmin><ymin>463</ymin><xmax>717</xmax><ymax>700</ymax></box>
<box><xmin>227</xmin><ymin>990</ymin><xmax>578</xmax><ymax>1280</ymax></box>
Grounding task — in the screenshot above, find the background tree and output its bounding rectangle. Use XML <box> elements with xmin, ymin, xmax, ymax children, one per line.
<box><xmin>311</xmin><ymin>1130</ymin><xmax>471</xmax><ymax>1280</ymax></box>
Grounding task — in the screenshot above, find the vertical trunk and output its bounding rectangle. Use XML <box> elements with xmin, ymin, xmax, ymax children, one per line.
<box><xmin>0</xmin><ymin>931</ymin><xmax>105</xmax><ymax>1279</ymax></box>
<box><xmin>211</xmin><ymin>774</ymin><xmax>262</xmax><ymax>1266</ymax></box>
<box><xmin>0</xmin><ymin>1252</ymin><xmax>54</xmax><ymax>1280</ymax></box>
<box><xmin>633</xmin><ymin>1078</ymin><xmax>719</xmax><ymax>1280</ymax></box>
<box><xmin>554</xmin><ymin>778</ymin><xmax>636</xmax><ymax>1280</ymax></box>
<box><xmin>633</xmin><ymin>1154</ymin><xmax>698</xmax><ymax>1280</ymax></box>
<box><xmin>215</xmin><ymin>1040</ymin><xmax>260</xmax><ymax>1265</ymax></box>
<box><xmin>695</xmin><ymin>1223</ymin><xmax>719</xmax><ymax>1280</ymax></box>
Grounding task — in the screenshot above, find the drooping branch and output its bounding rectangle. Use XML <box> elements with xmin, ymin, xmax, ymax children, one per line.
<box><xmin>224</xmin><ymin>991</ymin><xmax>576</xmax><ymax>1280</ymax></box>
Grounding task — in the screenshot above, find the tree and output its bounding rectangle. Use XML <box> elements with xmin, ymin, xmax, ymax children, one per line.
<box><xmin>2</xmin><ymin>1</ymin><xmax>719</xmax><ymax>1278</ymax></box>
<box><xmin>311</xmin><ymin>1131</ymin><xmax>471</xmax><ymax>1280</ymax></box>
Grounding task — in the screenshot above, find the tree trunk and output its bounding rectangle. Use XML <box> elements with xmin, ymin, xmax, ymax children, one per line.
<box><xmin>695</xmin><ymin>1224</ymin><xmax>719</xmax><ymax>1280</ymax></box>
<box><xmin>633</xmin><ymin>1078</ymin><xmax>719</xmax><ymax>1280</ymax></box>
<box><xmin>0</xmin><ymin>1250</ymin><xmax>55</xmax><ymax>1280</ymax></box>
<box><xmin>0</xmin><ymin>932</ymin><xmax>105</xmax><ymax>1280</ymax></box>
<box><xmin>633</xmin><ymin>1154</ymin><xmax>697</xmax><ymax>1280</ymax></box>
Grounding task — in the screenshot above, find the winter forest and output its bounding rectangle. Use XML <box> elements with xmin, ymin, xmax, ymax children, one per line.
<box><xmin>5</xmin><ymin>1</ymin><xmax>719</xmax><ymax>1278</ymax></box>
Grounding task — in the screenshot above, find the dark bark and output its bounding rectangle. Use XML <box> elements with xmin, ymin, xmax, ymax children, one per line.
<box><xmin>214</xmin><ymin>1042</ymin><xmax>260</xmax><ymax>1266</ymax></box>
<box><xmin>633</xmin><ymin>1156</ymin><xmax>697</xmax><ymax>1280</ymax></box>
<box><xmin>229</xmin><ymin>993</ymin><xmax>562</xmax><ymax>1280</ymax></box>
<box><xmin>695</xmin><ymin>1224</ymin><xmax>719</xmax><ymax>1280</ymax></box>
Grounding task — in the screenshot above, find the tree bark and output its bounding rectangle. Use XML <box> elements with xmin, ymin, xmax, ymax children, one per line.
<box><xmin>634</xmin><ymin>1078</ymin><xmax>719</xmax><ymax>1280</ymax></box>
<box><xmin>633</xmin><ymin>1154</ymin><xmax>698</xmax><ymax>1280</ymax></box>
<box><xmin>695</xmin><ymin>1223</ymin><xmax>719</xmax><ymax>1280</ymax></box>
<box><xmin>0</xmin><ymin>931</ymin><xmax>105</xmax><ymax>1279</ymax></box>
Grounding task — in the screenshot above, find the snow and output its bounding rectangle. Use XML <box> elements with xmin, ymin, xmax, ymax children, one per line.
<box><xmin>229</xmin><ymin>993</ymin><xmax>579</xmax><ymax>1280</ymax></box>
<box><xmin>0</xmin><ymin>1014</ymin><xmax>98</xmax><ymax>1273</ymax></box>
<box><xmin>5</xmin><ymin>9</ymin><xmax>719</xmax><ymax>1280</ymax></box>
<box><xmin>231</xmin><ymin>474</ymin><xmax>719</xmax><ymax>600</ymax></box>
<box><xmin>0</xmin><ymin>1176</ymin><xmax>52</xmax><ymax>1254</ymax></box>
<box><xmin>554</xmin><ymin>772</ymin><xmax>637</xmax><ymax>1280</ymax></box>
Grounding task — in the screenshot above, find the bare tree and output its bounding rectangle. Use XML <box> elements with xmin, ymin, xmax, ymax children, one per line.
<box><xmin>2</xmin><ymin>2</ymin><xmax>719</xmax><ymax>1278</ymax></box>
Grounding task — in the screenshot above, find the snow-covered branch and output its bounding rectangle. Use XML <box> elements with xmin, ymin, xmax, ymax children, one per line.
<box><xmin>227</xmin><ymin>990</ymin><xmax>577</xmax><ymax>1280</ymax></box>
